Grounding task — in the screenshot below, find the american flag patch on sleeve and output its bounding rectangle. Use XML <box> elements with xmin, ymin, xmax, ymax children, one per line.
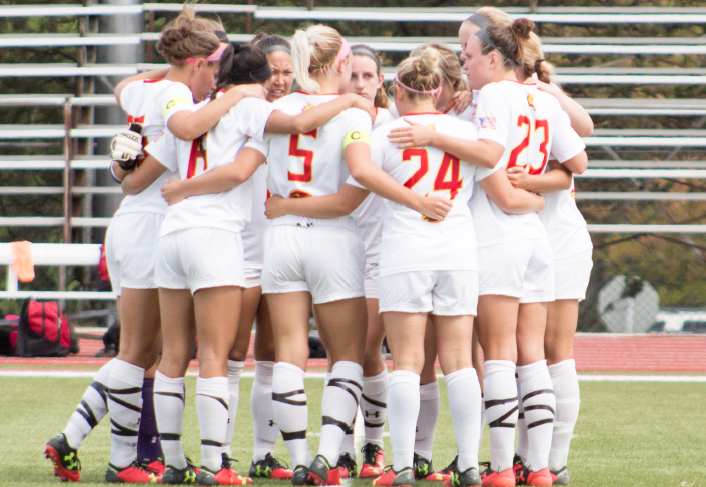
<box><xmin>479</xmin><ymin>117</ymin><xmax>497</xmax><ymax>129</ymax></box>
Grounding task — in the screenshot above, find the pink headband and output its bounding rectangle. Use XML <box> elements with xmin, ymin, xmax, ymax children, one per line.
<box><xmin>394</xmin><ymin>74</ymin><xmax>440</xmax><ymax>95</ymax></box>
<box><xmin>337</xmin><ymin>38</ymin><xmax>351</xmax><ymax>63</ymax></box>
<box><xmin>186</xmin><ymin>43</ymin><xmax>227</xmax><ymax>63</ymax></box>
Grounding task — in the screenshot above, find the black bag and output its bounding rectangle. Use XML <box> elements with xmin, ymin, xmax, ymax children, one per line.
<box><xmin>16</xmin><ymin>299</ymin><xmax>73</xmax><ymax>357</ymax></box>
<box><xmin>0</xmin><ymin>314</ymin><xmax>19</xmax><ymax>356</ymax></box>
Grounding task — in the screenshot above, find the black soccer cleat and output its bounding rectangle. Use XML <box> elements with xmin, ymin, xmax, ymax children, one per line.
<box><xmin>162</xmin><ymin>463</ymin><xmax>199</xmax><ymax>484</ymax></box>
<box><xmin>249</xmin><ymin>452</ymin><xmax>293</xmax><ymax>479</ymax></box>
<box><xmin>291</xmin><ymin>465</ymin><xmax>315</xmax><ymax>486</ymax></box>
<box><xmin>550</xmin><ymin>467</ymin><xmax>570</xmax><ymax>486</ymax></box>
<box><xmin>450</xmin><ymin>467</ymin><xmax>482</xmax><ymax>487</ymax></box>
<box><xmin>45</xmin><ymin>433</ymin><xmax>81</xmax><ymax>482</ymax></box>
<box><xmin>337</xmin><ymin>452</ymin><xmax>357</xmax><ymax>478</ymax></box>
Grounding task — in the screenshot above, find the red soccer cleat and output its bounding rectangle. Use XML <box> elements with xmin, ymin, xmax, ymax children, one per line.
<box><xmin>372</xmin><ymin>466</ymin><xmax>415</xmax><ymax>487</ymax></box>
<box><xmin>526</xmin><ymin>468</ymin><xmax>552</xmax><ymax>487</ymax></box>
<box><xmin>105</xmin><ymin>461</ymin><xmax>162</xmax><ymax>483</ymax></box>
<box><xmin>359</xmin><ymin>444</ymin><xmax>385</xmax><ymax>478</ymax></box>
<box><xmin>480</xmin><ymin>466</ymin><xmax>515</xmax><ymax>487</ymax></box>
<box><xmin>45</xmin><ymin>434</ymin><xmax>81</xmax><ymax>482</ymax></box>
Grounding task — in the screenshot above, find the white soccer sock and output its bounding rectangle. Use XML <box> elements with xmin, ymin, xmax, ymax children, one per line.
<box><xmin>389</xmin><ymin>370</ymin><xmax>420</xmax><ymax>471</ymax></box>
<box><xmin>340</xmin><ymin>415</ymin><xmax>357</xmax><ymax>459</ymax></box>
<box><xmin>107</xmin><ymin>359</ymin><xmax>145</xmax><ymax>468</ymax></box>
<box><xmin>362</xmin><ymin>366</ymin><xmax>389</xmax><ymax>448</ymax></box>
<box><xmin>272</xmin><ymin>362</ymin><xmax>312</xmax><ymax>468</ymax></box>
<box><xmin>445</xmin><ymin>368</ymin><xmax>482</xmax><ymax>472</ymax></box>
<box><xmin>196</xmin><ymin>376</ymin><xmax>230</xmax><ymax>472</ymax></box>
<box><xmin>516</xmin><ymin>374</ymin><xmax>528</xmax><ymax>463</ymax></box>
<box><xmin>251</xmin><ymin>361</ymin><xmax>279</xmax><ymax>463</ymax></box>
<box><xmin>318</xmin><ymin>361</ymin><xmax>363</xmax><ymax>466</ymax></box>
<box><xmin>484</xmin><ymin>360</ymin><xmax>519</xmax><ymax>473</ymax></box>
<box><xmin>223</xmin><ymin>360</ymin><xmax>244</xmax><ymax>457</ymax></box>
<box><xmin>154</xmin><ymin>371</ymin><xmax>187</xmax><ymax>470</ymax></box>
<box><xmin>517</xmin><ymin>360</ymin><xmax>556</xmax><ymax>472</ymax></box>
<box><xmin>414</xmin><ymin>380</ymin><xmax>440</xmax><ymax>461</ymax></box>
<box><xmin>548</xmin><ymin>360</ymin><xmax>580</xmax><ymax>473</ymax></box>
<box><xmin>63</xmin><ymin>359</ymin><xmax>113</xmax><ymax>449</ymax></box>
<box><xmin>479</xmin><ymin>393</ymin><xmax>486</xmax><ymax>452</ymax></box>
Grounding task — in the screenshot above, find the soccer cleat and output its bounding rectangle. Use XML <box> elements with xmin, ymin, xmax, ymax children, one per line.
<box><xmin>196</xmin><ymin>455</ymin><xmax>253</xmax><ymax>485</ymax></box>
<box><xmin>45</xmin><ymin>433</ymin><xmax>81</xmax><ymax>482</ymax></box>
<box><xmin>525</xmin><ymin>469</ymin><xmax>552</xmax><ymax>487</ymax></box>
<box><xmin>372</xmin><ymin>466</ymin><xmax>416</xmax><ymax>487</ymax></box>
<box><xmin>291</xmin><ymin>465</ymin><xmax>315</xmax><ymax>486</ymax></box>
<box><xmin>105</xmin><ymin>461</ymin><xmax>162</xmax><ymax>483</ymax></box>
<box><xmin>308</xmin><ymin>455</ymin><xmax>342</xmax><ymax>485</ymax></box>
<box><xmin>513</xmin><ymin>456</ymin><xmax>527</xmax><ymax>486</ymax></box>
<box><xmin>479</xmin><ymin>466</ymin><xmax>515</xmax><ymax>487</ymax></box>
<box><xmin>549</xmin><ymin>468</ymin><xmax>569</xmax><ymax>486</ymax></box>
<box><xmin>249</xmin><ymin>453</ymin><xmax>293</xmax><ymax>480</ymax></box>
<box><xmin>412</xmin><ymin>453</ymin><xmax>434</xmax><ymax>480</ymax></box>
<box><xmin>162</xmin><ymin>464</ymin><xmax>199</xmax><ymax>484</ymax></box>
<box><xmin>449</xmin><ymin>467</ymin><xmax>482</xmax><ymax>487</ymax></box>
<box><xmin>337</xmin><ymin>453</ymin><xmax>357</xmax><ymax>478</ymax></box>
<box><xmin>435</xmin><ymin>456</ymin><xmax>459</xmax><ymax>483</ymax></box>
<box><xmin>146</xmin><ymin>458</ymin><xmax>166</xmax><ymax>475</ymax></box>
<box><xmin>359</xmin><ymin>443</ymin><xmax>385</xmax><ymax>478</ymax></box>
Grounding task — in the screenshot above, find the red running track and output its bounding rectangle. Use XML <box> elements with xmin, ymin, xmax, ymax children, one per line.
<box><xmin>1</xmin><ymin>333</ymin><xmax>705</xmax><ymax>372</ymax></box>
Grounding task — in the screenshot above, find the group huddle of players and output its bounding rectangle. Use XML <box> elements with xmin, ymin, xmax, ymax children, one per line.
<box><xmin>44</xmin><ymin>5</ymin><xmax>593</xmax><ymax>487</ymax></box>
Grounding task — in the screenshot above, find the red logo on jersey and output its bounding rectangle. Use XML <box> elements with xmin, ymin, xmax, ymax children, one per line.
<box><xmin>186</xmin><ymin>137</ymin><xmax>208</xmax><ymax>179</ymax></box>
<box><xmin>127</xmin><ymin>115</ymin><xmax>145</xmax><ymax>126</ymax></box>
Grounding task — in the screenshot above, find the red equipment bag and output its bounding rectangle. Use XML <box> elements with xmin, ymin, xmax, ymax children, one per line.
<box><xmin>16</xmin><ymin>299</ymin><xmax>72</xmax><ymax>357</ymax></box>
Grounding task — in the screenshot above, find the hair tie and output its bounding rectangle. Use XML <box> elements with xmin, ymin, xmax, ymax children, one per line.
<box><xmin>474</xmin><ymin>28</ymin><xmax>497</xmax><ymax>51</ymax></box>
<box><xmin>262</xmin><ymin>44</ymin><xmax>291</xmax><ymax>54</ymax></box>
<box><xmin>535</xmin><ymin>58</ymin><xmax>545</xmax><ymax>66</ymax></box>
<box><xmin>467</xmin><ymin>12</ymin><xmax>493</xmax><ymax>29</ymax></box>
<box><xmin>394</xmin><ymin>74</ymin><xmax>439</xmax><ymax>96</ymax></box>
<box><xmin>336</xmin><ymin>38</ymin><xmax>351</xmax><ymax>63</ymax></box>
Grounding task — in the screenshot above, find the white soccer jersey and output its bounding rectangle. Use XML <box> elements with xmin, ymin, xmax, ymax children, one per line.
<box><xmin>471</xmin><ymin>80</ymin><xmax>585</xmax><ymax>247</ymax></box>
<box><xmin>242</xmin><ymin>163</ymin><xmax>270</xmax><ymax>265</ymax></box>
<box><xmin>247</xmin><ymin>92</ymin><xmax>373</xmax><ymax>203</ymax></box>
<box><xmin>453</xmin><ymin>89</ymin><xmax>480</xmax><ymax>122</ymax></box>
<box><xmin>115</xmin><ymin>79</ymin><xmax>194</xmax><ymax>216</ymax></box>
<box><xmin>350</xmin><ymin>112</ymin><xmax>498</xmax><ymax>277</ymax></box>
<box><xmin>540</xmin><ymin>177</ymin><xmax>593</xmax><ymax>259</ymax></box>
<box><xmin>352</xmin><ymin>107</ymin><xmax>399</xmax><ymax>264</ymax></box>
<box><xmin>147</xmin><ymin>97</ymin><xmax>275</xmax><ymax>237</ymax></box>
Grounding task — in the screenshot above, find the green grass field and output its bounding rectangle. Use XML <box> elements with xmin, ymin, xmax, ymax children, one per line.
<box><xmin>0</xmin><ymin>376</ymin><xmax>704</xmax><ymax>487</ymax></box>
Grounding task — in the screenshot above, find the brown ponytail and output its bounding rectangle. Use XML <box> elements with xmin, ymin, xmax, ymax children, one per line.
<box><xmin>479</xmin><ymin>18</ymin><xmax>535</xmax><ymax>71</ymax></box>
<box><xmin>157</xmin><ymin>5</ymin><xmax>222</xmax><ymax>65</ymax></box>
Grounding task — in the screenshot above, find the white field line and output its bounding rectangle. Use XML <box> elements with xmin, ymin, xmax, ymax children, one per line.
<box><xmin>0</xmin><ymin>369</ymin><xmax>704</xmax><ymax>381</ymax></box>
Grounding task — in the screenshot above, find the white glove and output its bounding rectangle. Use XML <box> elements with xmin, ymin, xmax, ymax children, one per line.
<box><xmin>110</xmin><ymin>125</ymin><xmax>143</xmax><ymax>170</ymax></box>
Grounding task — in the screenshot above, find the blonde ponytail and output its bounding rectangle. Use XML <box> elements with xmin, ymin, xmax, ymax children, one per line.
<box><xmin>290</xmin><ymin>24</ymin><xmax>342</xmax><ymax>94</ymax></box>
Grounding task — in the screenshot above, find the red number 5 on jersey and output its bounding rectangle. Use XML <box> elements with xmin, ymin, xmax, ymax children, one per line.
<box><xmin>507</xmin><ymin>115</ymin><xmax>549</xmax><ymax>175</ymax></box>
<box><xmin>287</xmin><ymin>129</ymin><xmax>317</xmax><ymax>182</ymax></box>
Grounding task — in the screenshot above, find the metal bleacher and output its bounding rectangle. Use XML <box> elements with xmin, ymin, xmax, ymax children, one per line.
<box><xmin>1</xmin><ymin>3</ymin><xmax>706</xmax><ymax>299</ymax></box>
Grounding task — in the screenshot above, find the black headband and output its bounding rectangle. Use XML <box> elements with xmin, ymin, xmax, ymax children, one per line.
<box><xmin>229</xmin><ymin>63</ymin><xmax>272</xmax><ymax>85</ymax></box>
<box><xmin>262</xmin><ymin>44</ymin><xmax>291</xmax><ymax>54</ymax></box>
<box><xmin>475</xmin><ymin>28</ymin><xmax>497</xmax><ymax>50</ymax></box>
<box><xmin>468</xmin><ymin>12</ymin><xmax>493</xmax><ymax>29</ymax></box>
<box><xmin>214</xmin><ymin>30</ymin><xmax>228</xmax><ymax>43</ymax></box>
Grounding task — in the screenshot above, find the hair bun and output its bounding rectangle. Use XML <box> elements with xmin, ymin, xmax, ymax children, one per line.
<box><xmin>511</xmin><ymin>18</ymin><xmax>534</xmax><ymax>39</ymax></box>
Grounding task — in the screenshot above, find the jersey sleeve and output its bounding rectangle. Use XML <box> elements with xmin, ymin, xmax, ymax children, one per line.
<box><xmin>235</xmin><ymin>98</ymin><xmax>277</xmax><ymax>142</ymax></box>
<box><xmin>475</xmin><ymin>158</ymin><xmax>504</xmax><ymax>182</ymax></box>
<box><xmin>160</xmin><ymin>83</ymin><xmax>195</xmax><ymax>123</ymax></box>
<box><xmin>245</xmin><ymin>135</ymin><xmax>271</xmax><ymax>159</ymax></box>
<box><xmin>475</xmin><ymin>83</ymin><xmax>511</xmax><ymax>147</ymax></box>
<box><xmin>550</xmin><ymin>109</ymin><xmax>586</xmax><ymax>163</ymax></box>
<box><xmin>346</xmin><ymin>125</ymin><xmax>386</xmax><ymax>189</ymax></box>
<box><xmin>145</xmin><ymin>130</ymin><xmax>178</xmax><ymax>172</ymax></box>
<box><xmin>346</xmin><ymin>107</ymin><xmax>374</xmax><ymax>136</ymax></box>
<box><xmin>118</xmin><ymin>80</ymin><xmax>139</xmax><ymax>112</ymax></box>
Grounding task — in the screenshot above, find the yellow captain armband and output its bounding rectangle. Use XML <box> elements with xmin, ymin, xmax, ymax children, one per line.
<box><xmin>163</xmin><ymin>97</ymin><xmax>191</xmax><ymax>117</ymax></box>
<box><xmin>343</xmin><ymin>130</ymin><xmax>370</xmax><ymax>148</ymax></box>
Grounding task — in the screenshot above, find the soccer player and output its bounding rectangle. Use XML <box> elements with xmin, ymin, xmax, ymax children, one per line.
<box><xmin>44</xmin><ymin>8</ymin><xmax>258</xmax><ymax>483</ymax></box>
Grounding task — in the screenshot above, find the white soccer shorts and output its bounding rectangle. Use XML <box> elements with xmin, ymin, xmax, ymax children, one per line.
<box><xmin>244</xmin><ymin>262</ymin><xmax>263</xmax><ymax>289</ymax></box>
<box><xmin>155</xmin><ymin>228</ymin><xmax>245</xmax><ymax>294</ymax></box>
<box><xmin>379</xmin><ymin>270</ymin><xmax>479</xmax><ymax>316</ymax></box>
<box><xmin>261</xmin><ymin>224</ymin><xmax>365</xmax><ymax>304</ymax></box>
<box><xmin>554</xmin><ymin>250</ymin><xmax>593</xmax><ymax>301</ymax></box>
<box><xmin>364</xmin><ymin>262</ymin><xmax>380</xmax><ymax>300</ymax></box>
<box><xmin>104</xmin><ymin>212</ymin><xmax>163</xmax><ymax>295</ymax></box>
<box><xmin>478</xmin><ymin>237</ymin><xmax>555</xmax><ymax>303</ymax></box>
